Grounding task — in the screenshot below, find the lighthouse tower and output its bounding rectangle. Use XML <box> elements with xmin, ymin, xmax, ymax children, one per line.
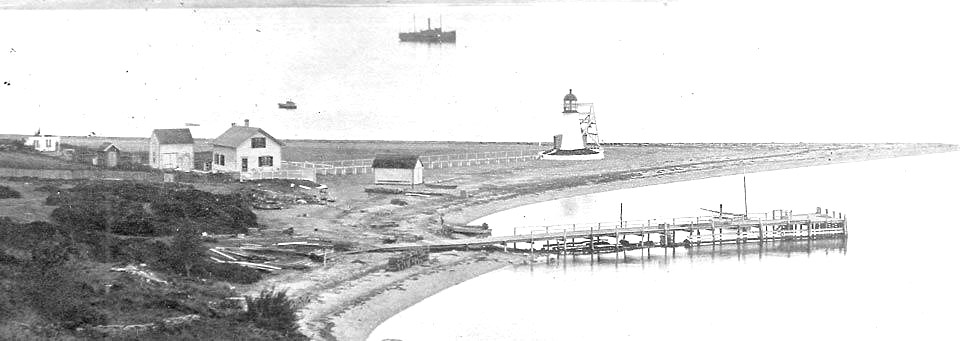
<box><xmin>540</xmin><ymin>89</ymin><xmax>604</xmax><ymax>161</ymax></box>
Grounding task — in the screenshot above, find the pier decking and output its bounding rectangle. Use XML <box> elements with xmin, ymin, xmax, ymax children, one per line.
<box><xmin>365</xmin><ymin>208</ymin><xmax>848</xmax><ymax>253</ymax></box>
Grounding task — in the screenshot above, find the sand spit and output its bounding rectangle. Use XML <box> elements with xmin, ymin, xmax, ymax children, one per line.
<box><xmin>240</xmin><ymin>143</ymin><xmax>957</xmax><ymax>341</ymax></box>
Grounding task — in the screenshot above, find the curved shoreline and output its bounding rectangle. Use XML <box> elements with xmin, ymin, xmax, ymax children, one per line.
<box><xmin>328</xmin><ymin>252</ymin><xmax>523</xmax><ymax>341</ymax></box>
<box><xmin>304</xmin><ymin>147</ymin><xmax>959</xmax><ymax>340</ymax></box>
<box><xmin>446</xmin><ymin>150</ymin><xmax>883</xmax><ymax>226</ymax></box>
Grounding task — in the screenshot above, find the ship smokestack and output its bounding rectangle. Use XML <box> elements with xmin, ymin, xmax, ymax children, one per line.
<box><xmin>428</xmin><ymin>18</ymin><xmax>431</xmax><ymax>30</ymax></box>
<box><xmin>244</xmin><ymin>119</ymin><xmax>249</xmax><ymax>127</ymax></box>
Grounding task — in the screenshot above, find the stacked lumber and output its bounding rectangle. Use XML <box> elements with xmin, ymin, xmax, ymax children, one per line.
<box><xmin>364</xmin><ymin>187</ymin><xmax>404</xmax><ymax>194</ymax></box>
<box><xmin>387</xmin><ymin>248</ymin><xmax>429</xmax><ymax>271</ymax></box>
<box><xmin>208</xmin><ymin>248</ymin><xmax>281</xmax><ymax>272</ymax></box>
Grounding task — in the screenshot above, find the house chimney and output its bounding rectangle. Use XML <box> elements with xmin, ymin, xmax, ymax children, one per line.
<box><xmin>231</xmin><ymin>122</ymin><xmax>236</xmax><ymax>127</ymax></box>
<box><xmin>244</xmin><ymin>119</ymin><xmax>249</xmax><ymax>127</ymax></box>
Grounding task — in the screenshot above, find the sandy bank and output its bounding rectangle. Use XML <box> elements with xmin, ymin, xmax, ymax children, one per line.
<box><xmin>327</xmin><ymin>252</ymin><xmax>521</xmax><ymax>341</ymax></box>
<box><xmin>445</xmin><ymin>146</ymin><xmax>959</xmax><ymax>226</ymax></box>
<box><xmin>249</xmin><ymin>144</ymin><xmax>956</xmax><ymax>341</ymax></box>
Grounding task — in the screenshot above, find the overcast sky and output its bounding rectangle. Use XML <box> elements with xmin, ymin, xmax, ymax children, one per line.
<box><xmin>1</xmin><ymin>0</ymin><xmax>958</xmax><ymax>143</ymax></box>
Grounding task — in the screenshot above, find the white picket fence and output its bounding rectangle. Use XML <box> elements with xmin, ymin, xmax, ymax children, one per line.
<box><xmin>283</xmin><ymin>149</ymin><xmax>543</xmax><ymax>177</ymax></box>
<box><xmin>237</xmin><ymin>168</ymin><xmax>317</xmax><ymax>182</ymax></box>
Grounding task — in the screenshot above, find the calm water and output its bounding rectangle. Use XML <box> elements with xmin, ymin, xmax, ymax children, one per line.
<box><xmin>2</xmin><ymin>2</ymin><xmax>958</xmax><ymax>143</ymax></box>
<box><xmin>369</xmin><ymin>152</ymin><xmax>960</xmax><ymax>340</ymax></box>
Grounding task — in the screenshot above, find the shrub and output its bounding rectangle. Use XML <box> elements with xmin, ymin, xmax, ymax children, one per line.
<box><xmin>113</xmin><ymin>161</ymin><xmax>155</xmax><ymax>172</ymax></box>
<box><xmin>19</xmin><ymin>252</ymin><xmax>106</xmax><ymax>329</ymax></box>
<box><xmin>50</xmin><ymin>201</ymin><xmax>109</xmax><ymax>233</ymax></box>
<box><xmin>161</xmin><ymin>227</ymin><xmax>205</xmax><ymax>278</ymax></box>
<box><xmin>0</xmin><ymin>138</ymin><xmax>33</xmax><ymax>153</ymax></box>
<box><xmin>0</xmin><ymin>185</ymin><xmax>21</xmax><ymax>199</ymax></box>
<box><xmin>150</xmin><ymin>228</ymin><xmax>261</xmax><ymax>283</ymax></box>
<box><xmin>195</xmin><ymin>262</ymin><xmax>263</xmax><ymax>284</ymax></box>
<box><xmin>139</xmin><ymin>317</ymin><xmax>307</xmax><ymax>340</ymax></box>
<box><xmin>34</xmin><ymin>183</ymin><xmax>62</xmax><ymax>194</ymax></box>
<box><xmin>240</xmin><ymin>288</ymin><xmax>299</xmax><ymax>336</ymax></box>
<box><xmin>47</xmin><ymin>180</ymin><xmax>257</xmax><ymax>236</ymax></box>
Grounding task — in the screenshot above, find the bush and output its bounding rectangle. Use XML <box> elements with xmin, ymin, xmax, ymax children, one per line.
<box><xmin>113</xmin><ymin>161</ymin><xmax>155</xmax><ymax>172</ymax></box>
<box><xmin>19</xmin><ymin>250</ymin><xmax>106</xmax><ymax>329</ymax></box>
<box><xmin>195</xmin><ymin>262</ymin><xmax>263</xmax><ymax>284</ymax></box>
<box><xmin>0</xmin><ymin>185</ymin><xmax>21</xmax><ymax>199</ymax></box>
<box><xmin>0</xmin><ymin>218</ymin><xmax>73</xmax><ymax>257</ymax></box>
<box><xmin>240</xmin><ymin>288</ymin><xmax>299</xmax><ymax>336</ymax></box>
<box><xmin>34</xmin><ymin>183</ymin><xmax>62</xmax><ymax>194</ymax></box>
<box><xmin>47</xmin><ymin>180</ymin><xmax>257</xmax><ymax>236</ymax></box>
<box><xmin>0</xmin><ymin>138</ymin><xmax>33</xmax><ymax>153</ymax></box>
<box><xmin>137</xmin><ymin>317</ymin><xmax>307</xmax><ymax>340</ymax></box>
<box><xmin>159</xmin><ymin>227</ymin><xmax>205</xmax><ymax>278</ymax></box>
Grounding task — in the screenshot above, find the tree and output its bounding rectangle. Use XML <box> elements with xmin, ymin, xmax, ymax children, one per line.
<box><xmin>241</xmin><ymin>288</ymin><xmax>299</xmax><ymax>335</ymax></box>
<box><xmin>166</xmin><ymin>227</ymin><xmax>204</xmax><ymax>277</ymax></box>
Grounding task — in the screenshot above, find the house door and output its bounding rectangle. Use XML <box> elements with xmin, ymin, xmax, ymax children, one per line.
<box><xmin>107</xmin><ymin>152</ymin><xmax>117</xmax><ymax>167</ymax></box>
<box><xmin>241</xmin><ymin>158</ymin><xmax>248</xmax><ymax>172</ymax></box>
<box><xmin>161</xmin><ymin>153</ymin><xmax>178</xmax><ymax>168</ymax></box>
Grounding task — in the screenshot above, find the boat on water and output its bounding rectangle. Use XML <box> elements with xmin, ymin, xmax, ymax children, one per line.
<box><xmin>278</xmin><ymin>100</ymin><xmax>297</xmax><ymax>110</ymax></box>
<box><xmin>442</xmin><ymin>224</ymin><xmax>491</xmax><ymax>236</ymax></box>
<box><xmin>399</xmin><ymin>17</ymin><xmax>455</xmax><ymax>43</ymax></box>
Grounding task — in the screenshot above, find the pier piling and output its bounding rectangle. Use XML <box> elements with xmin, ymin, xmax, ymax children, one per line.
<box><xmin>369</xmin><ymin>208</ymin><xmax>849</xmax><ymax>255</ymax></box>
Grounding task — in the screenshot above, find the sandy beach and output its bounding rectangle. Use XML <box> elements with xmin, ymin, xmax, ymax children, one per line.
<box><xmin>231</xmin><ymin>143</ymin><xmax>957</xmax><ymax>341</ymax></box>
<box><xmin>327</xmin><ymin>252</ymin><xmax>522</xmax><ymax>341</ymax></box>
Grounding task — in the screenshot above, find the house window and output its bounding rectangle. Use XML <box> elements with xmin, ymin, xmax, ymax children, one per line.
<box><xmin>45</xmin><ymin>139</ymin><xmax>52</xmax><ymax>148</ymax></box>
<box><xmin>258</xmin><ymin>156</ymin><xmax>273</xmax><ymax>167</ymax></box>
<box><xmin>33</xmin><ymin>140</ymin><xmax>39</xmax><ymax>148</ymax></box>
<box><xmin>220</xmin><ymin>154</ymin><xmax>225</xmax><ymax>165</ymax></box>
<box><xmin>251</xmin><ymin>137</ymin><xmax>266</xmax><ymax>148</ymax></box>
<box><xmin>215</xmin><ymin>154</ymin><xmax>225</xmax><ymax>166</ymax></box>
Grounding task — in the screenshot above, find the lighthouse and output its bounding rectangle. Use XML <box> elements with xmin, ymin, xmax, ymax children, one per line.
<box><xmin>540</xmin><ymin>89</ymin><xmax>604</xmax><ymax>161</ymax></box>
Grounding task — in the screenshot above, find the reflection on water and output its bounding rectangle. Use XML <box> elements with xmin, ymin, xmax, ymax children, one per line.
<box><xmin>370</xmin><ymin>152</ymin><xmax>960</xmax><ymax>341</ymax></box>
<box><xmin>536</xmin><ymin>237</ymin><xmax>847</xmax><ymax>271</ymax></box>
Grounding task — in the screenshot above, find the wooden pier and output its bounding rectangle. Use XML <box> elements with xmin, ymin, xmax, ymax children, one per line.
<box><xmin>364</xmin><ymin>208</ymin><xmax>848</xmax><ymax>254</ymax></box>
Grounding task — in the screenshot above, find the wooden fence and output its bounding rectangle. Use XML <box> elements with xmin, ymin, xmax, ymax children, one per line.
<box><xmin>283</xmin><ymin>149</ymin><xmax>543</xmax><ymax>177</ymax></box>
<box><xmin>236</xmin><ymin>168</ymin><xmax>317</xmax><ymax>183</ymax></box>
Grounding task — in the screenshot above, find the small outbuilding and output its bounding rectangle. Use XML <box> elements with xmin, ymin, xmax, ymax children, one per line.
<box><xmin>372</xmin><ymin>155</ymin><xmax>423</xmax><ymax>186</ymax></box>
<box><xmin>92</xmin><ymin>142</ymin><xmax>120</xmax><ymax>168</ymax></box>
<box><xmin>149</xmin><ymin>128</ymin><xmax>195</xmax><ymax>170</ymax></box>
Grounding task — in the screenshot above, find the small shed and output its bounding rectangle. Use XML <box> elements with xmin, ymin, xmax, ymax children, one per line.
<box><xmin>93</xmin><ymin>142</ymin><xmax>120</xmax><ymax>168</ymax></box>
<box><xmin>149</xmin><ymin>128</ymin><xmax>195</xmax><ymax>170</ymax></box>
<box><xmin>372</xmin><ymin>155</ymin><xmax>423</xmax><ymax>185</ymax></box>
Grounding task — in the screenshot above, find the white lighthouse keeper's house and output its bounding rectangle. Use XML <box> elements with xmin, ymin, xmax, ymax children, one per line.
<box><xmin>540</xmin><ymin>89</ymin><xmax>604</xmax><ymax>160</ymax></box>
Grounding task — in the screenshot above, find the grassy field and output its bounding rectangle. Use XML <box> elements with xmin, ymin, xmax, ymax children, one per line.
<box><xmin>282</xmin><ymin>140</ymin><xmax>542</xmax><ymax>162</ymax></box>
<box><xmin>0</xmin><ymin>151</ymin><xmax>95</xmax><ymax>170</ymax></box>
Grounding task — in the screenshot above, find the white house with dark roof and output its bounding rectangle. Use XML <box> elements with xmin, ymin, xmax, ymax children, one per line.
<box><xmin>149</xmin><ymin>128</ymin><xmax>194</xmax><ymax>170</ymax></box>
<box><xmin>372</xmin><ymin>154</ymin><xmax>423</xmax><ymax>185</ymax></box>
<box><xmin>211</xmin><ymin>120</ymin><xmax>283</xmax><ymax>174</ymax></box>
<box><xmin>25</xmin><ymin>131</ymin><xmax>60</xmax><ymax>152</ymax></box>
